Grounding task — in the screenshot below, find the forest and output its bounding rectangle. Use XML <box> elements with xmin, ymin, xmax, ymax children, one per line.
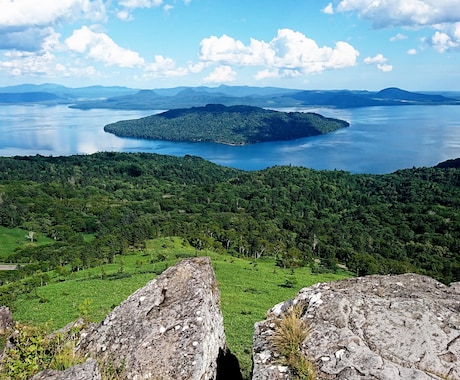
<box><xmin>0</xmin><ymin>152</ymin><xmax>459</xmax><ymax>310</ymax></box>
<box><xmin>103</xmin><ymin>104</ymin><xmax>349</xmax><ymax>145</ymax></box>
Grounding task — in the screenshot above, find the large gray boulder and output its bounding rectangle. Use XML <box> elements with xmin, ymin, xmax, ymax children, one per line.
<box><xmin>30</xmin><ymin>359</ymin><xmax>100</xmax><ymax>380</ymax></box>
<box><xmin>253</xmin><ymin>273</ymin><xmax>460</xmax><ymax>379</ymax></box>
<box><xmin>77</xmin><ymin>256</ymin><xmax>240</xmax><ymax>380</ymax></box>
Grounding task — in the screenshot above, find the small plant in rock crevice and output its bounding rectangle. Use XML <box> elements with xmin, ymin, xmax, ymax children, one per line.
<box><xmin>269</xmin><ymin>303</ymin><xmax>316</xmax><ymax>380</ymax></box>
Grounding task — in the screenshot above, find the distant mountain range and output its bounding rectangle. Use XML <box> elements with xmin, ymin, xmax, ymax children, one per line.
<box><xmin>0</xmin><ymin>83</ymin><xmax>459</xmax><ymax>109</ymax></box>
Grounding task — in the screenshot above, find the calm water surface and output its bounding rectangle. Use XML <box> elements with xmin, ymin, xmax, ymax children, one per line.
<box><xmin>1</xmin><ymin>104</ymin><xmax>459</xmax><ymax>174</ymax></box>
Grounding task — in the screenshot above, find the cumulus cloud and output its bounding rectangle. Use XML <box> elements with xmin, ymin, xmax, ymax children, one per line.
<box><xmin>144</xmin><ymin>55</ymin><xmax>187</xmax><ymax>78</ymax></box>
<box><xmin>377</xmin><ymin>63</ymin><xmax>393</xmax><ymax>72</ymax></box>
<box><xmin>336</xmin><ymin>0</ymin><xmax>460</xmax><ymax>53</ymax></box>
<box><xmin>116</xmin><ymin>0</ymin><xmax>163</xmax><ymax>20</ymax></box>
<box><xmin>199</xmin><ymin>29</ymin><xmax>359</xmax><ymax>80</ymax></box>
<box><xmin>65</xmin><ymin>26</ymin><xmax>145</xmax><ymax>68</ymax></box>
<box><xmin>0</xmin><ymin>0</ymin><xmax>106</xmax><ymax>52</ymax></box>
<box><xmin>322</xmin><ymin>3</ymin><xmax>334</xmax><ymax>15</ymax></box>
<box><xmin>203</xmin><ymin>65</ymin><xmax>237</xmax><ymax>83</ymax></box>
<box><xmin>364</xmin><ymin>54</ymin><xmax>387</xmax><ymax>64</ymax></box>
<box><xmin>430</xmin><ymin>23</ymin><xmax>460</xmax><ymax>52</ymax></box>
<box><xmin>118</xmin><ymin>0</ymin><xmax>163</xmax><ymax>9</ymax></box>
<box><xmin>0</xmin><ymin>50</ymin><xmax>58</xmax><ymax>77</ymax></box>
<box><xmin>390</xmin><ymin>33</ymin><xmax>407</xmax><ymax>42</ymax></box>
<box><xmin>364</xmin><ymin>53</ymin><xmax>392</xmax><ymax>71</ymax></box>
<box><xmin>336</xmin><ymin>0</ymin><xmax>460</xmax><ymax>28</ymax></box>
<box><xmin>0</xmin><ymin>0</ymin><xmax>106</xmax><ymax>28</ymax></box>
<box><xmin>407</xmin><ymin>48</ymin><xmax>418</xmax><ymax>55</ymax></box>
<box><xmin>431</xmin><ymin>31</ymin><xmax>459</xmax><ymax>52</ymax></box>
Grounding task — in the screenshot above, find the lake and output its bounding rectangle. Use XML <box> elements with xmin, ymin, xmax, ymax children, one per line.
<box><xmin>1</xmin><ymin>104</ymin><xmax>459</xmax><ymax>174</ymax></box>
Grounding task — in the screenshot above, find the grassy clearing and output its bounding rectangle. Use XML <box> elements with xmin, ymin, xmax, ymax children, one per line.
<box><xmin>8</xmin><ymin>236</ymin><xmax>350</xmax><ymax>379</ymax></box>
<box><xmin>0</xmin><ymin>226</ymin><xmax>55</xmax><ymax>260</ymax></box>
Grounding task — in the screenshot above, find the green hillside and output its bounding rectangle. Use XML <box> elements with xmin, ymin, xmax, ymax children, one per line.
<box><xmin>103</xmin><ymin>104</ymin><xmax>349</xmax><ymax>145</ymax></box>
<box><xmin>1</xmin><ymin>152</ymin><xmax>460</xmax><ymax>378</ymax></box>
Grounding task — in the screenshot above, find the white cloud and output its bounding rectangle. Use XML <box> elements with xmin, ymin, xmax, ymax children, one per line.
<box><xmin>116</xmin><ymin>10</ymin><xmax>133</xmax><ymax>21</ymax></box>
<box><xmin>0</xmin><ymin>0</ymin><xmax>106</xmax><ymax>52</ymax></box>
<box><xmin>163</xmin><ymin>4</ymin><xmax>174</xmax><ymax>12</ymax></box>
<box><xmin>117</xmin><ymin>0</ymin><xmax>163</xmax><ymax>20</ymax></box>
<box><xmin>187</xmin><ymin>61</ymin><xmax>211</xmax><ymax>74</ymax></box>
<box><xmin>336</xmin><ymin>0</ymin><xmax>460</xmax><ymax>53</ymax></box>
<box><xmin>336</xmin><ymin>0</ymin><xmax>460</xmax><ymax>28</ymax></box>
<box><xmin>322</xmin><ymin>3</ymin><xmax>334</xmax><ymax>15</ymax></box>
<box><xmin>430</xmin><ymin>22</ymin><xmax>460</xmax><ymax>52</ymax></box>
<box><xmin>407</xmin><ymin>48</ymin><xmax>418</xmax><ymax>55</ymax></box>
<box><xmin>118</xmin><ymin>0</ymin><xmax>162</xmax><ymax>9</ymax></box>
<box><xmin>203</xmin><ymin>65</ymin><xmax>237</xmax><ymax>83</ymax></box>
<box><xmin>431</xmin><ymin>31</ymin><xmax>458</xmax><ymax>52</ymax></box>
<box><xmin>0</xmin><ymin>0</ymin><xmax>106</xmax><ymax>28</ymax></box>
<box><xmin>144</xmin><ymin>55</ymin><xmax>187</xmax><ymax>77</ymax></box>
<box><xmin>254</xmin><ymin>69</ymin><xmax>280</xmax><ymax>80</ymax></box>
<box><xmin>199</xmin><ymin>29</ymin><xmax>359</xmax><ymax>79</ymax></box>
<box><xmin>364</xmin><ymin>54</ymin><xmax>387</xmax><ymax>64</ymax></box>
<box><xmin>65</xmin><ymin>26</ymin><xmax>145</xmax><ymax>68</ymax></box>
<box><xmin>364</xmin><ymin>54</ymin><xmax>392</xmax><ymax>71</ymax></box>
<box><xmin>377</xmin><ymin>63</ymin><xmax>393</xmax><ymax>72</ymax></box>
<box><xmin>0</xmin><ymin>50</ymin><xmax>57</xmax><ymax>77</ymax></box>
<box><xmin>390</xmin><ymin>33</ymin><xmax>407</xmax><ymax>42</ymax></box>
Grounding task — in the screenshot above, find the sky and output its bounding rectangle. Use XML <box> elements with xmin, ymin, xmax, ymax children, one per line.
<box><xmin>0</xmin><ymin>0</ymin><xmax>460</xmax><ymax>91</ymax></box>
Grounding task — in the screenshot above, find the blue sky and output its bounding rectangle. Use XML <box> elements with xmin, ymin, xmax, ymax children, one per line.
<box><xmin>0</xmin><ymin>0</ymin><xmax>459</xmax><ymax>90</ymax></box>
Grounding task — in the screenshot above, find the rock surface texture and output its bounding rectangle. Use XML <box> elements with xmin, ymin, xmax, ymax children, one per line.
<box><xmin>77</xmin><ymin>256</ymin><xmax>238</xmax><ymax>380</ymax></box>
<box><xmin>0</xmin><ymin>306</ymin><xmax>13</xmax><ymax>335</ymax></box>
<box><xmin>253</xmin><ymin>274</ymin><xmax>460</xmax><ymax>380</ymax></box>
<box><xmin>30</xmin><ymin>359</ymin><xmax>101</xmax><ymax>380</ymax></box>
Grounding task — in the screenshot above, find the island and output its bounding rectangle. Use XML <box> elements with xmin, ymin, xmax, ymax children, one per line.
<box><xmin>103</xmin><ymin>104</ymin><xmax>349</xmax><ymax>145</ymax></box>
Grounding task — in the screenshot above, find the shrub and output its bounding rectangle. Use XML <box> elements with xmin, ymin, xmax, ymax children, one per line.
<box><xmin>270</xmin><ymin>303</ymin><xmax>316</xmax><ymax>380</ymax></box>
<box><xmin>0</xmin><ymin>323</ymin><xmax>84</xmax><ymax>379</ymax></box>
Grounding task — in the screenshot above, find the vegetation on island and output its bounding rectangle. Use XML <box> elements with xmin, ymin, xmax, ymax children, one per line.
<box><xmin>103</xmin><ymin>104</ymin><xmax>349</xmax><ymax>145</ymax></box>
<box><xmin>0</xmin><ymin>152</ymin><xmax>460</xmax><ymax>378</ymax></box>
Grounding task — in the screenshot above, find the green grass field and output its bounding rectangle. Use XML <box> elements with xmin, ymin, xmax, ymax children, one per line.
<box><xmin>0</xmin><ymin>226</ymin><xmax>55</xmax><ymax>260</ymax></box>
<box><xmin>2</xmin><ymin>231</ymin><xmax>351</xmax><ymax>378</ymax></box>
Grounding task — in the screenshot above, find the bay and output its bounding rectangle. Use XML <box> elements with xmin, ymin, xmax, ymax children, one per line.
<box><xmin>0</xmin><ymin>104</ymin><xmax>459</xmax><ymax>174</ymax></box>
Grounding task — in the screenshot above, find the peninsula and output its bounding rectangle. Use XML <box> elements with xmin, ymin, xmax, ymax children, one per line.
<box><xmin>103</xmin><ymin>104</ymin><xmax>349</xmax><ymax>145</ymax></box>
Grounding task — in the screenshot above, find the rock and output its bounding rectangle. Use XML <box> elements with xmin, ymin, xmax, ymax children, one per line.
<box><xmin>30</xmin><ymin>359</ymin><xmax>100</xmax><ymax>380</ymax></box>
<box><xmin>77</xmin><ymin>257</ymin><xmax>241</xmax><ymax>380</ymax></box>
<box><xmin>253</xmin><ymin>274</ymin><xmax>460</xmax><ymax>379</ymax></box>
<box><xmin>0</xmin><ymin>306</ymin><xmax>13</xmax><ymax>335</ymax></box>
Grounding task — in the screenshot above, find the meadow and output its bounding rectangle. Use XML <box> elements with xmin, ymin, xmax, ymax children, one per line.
<box><xmin>2</xmin><ymin>231</ymin><xmax>350</xmax><ymax>378</ymax></box>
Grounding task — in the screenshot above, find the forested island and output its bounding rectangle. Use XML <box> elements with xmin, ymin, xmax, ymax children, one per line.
<box><xmin>103</xmin><ymin>104</ymin><xmax>349</xmax><ymax>145</ymax></box>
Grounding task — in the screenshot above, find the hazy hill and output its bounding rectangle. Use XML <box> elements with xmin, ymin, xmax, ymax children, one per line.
<box><xmin>103</xmin><ymin>103</ymin><xmax>349</xmax><ymax>145</ymax></box>
<box><xmin>0</xmin><ymin>83</ymin><xmax>458</xmax><ymax>108</ymax></box>
<box><xmin>0</xmin><ymin>83</ymin><xmax>137</xmax><ymax>101</ymax></box>
<box><xmin>0</xmin><ymin>91</ymin><xmax>63</xmax><ymax>103</ymax></box>
<box><xmin>290</xmin><ymin>87</ymin><xmax>457</xmax><ymax>107</ymax></box>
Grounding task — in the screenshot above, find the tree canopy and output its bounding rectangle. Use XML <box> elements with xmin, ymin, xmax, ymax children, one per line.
<box><xmin>0</xmin><ymin>152</ymin><xmax>459</xmax><ymax>310</ymax></box>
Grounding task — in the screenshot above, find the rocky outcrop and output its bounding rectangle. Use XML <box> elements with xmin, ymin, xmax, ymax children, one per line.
<box><xmin>30</xmin><ymin>359</ymin><xmax>100</xmax><ymax>380</ymax></box>
<box><xmin>76</xmin><ymin>256</ymin><xmax>241</xmax><ymax>380</ymax></box>
<box><xmin>252</xmin><ymin>273</ymin><xmax>460</xmax><ymax>379</ymax></box>
<box><xmin>0</xmin><ymin>306</ymin><xmax>13</xmax><ymax>335</ymax></box>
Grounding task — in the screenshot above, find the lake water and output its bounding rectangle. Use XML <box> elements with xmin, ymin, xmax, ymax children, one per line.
<box><xmin>1</xmin><ymin>104</ymin><xmax>459</xmax><ymax>174</ymax></box>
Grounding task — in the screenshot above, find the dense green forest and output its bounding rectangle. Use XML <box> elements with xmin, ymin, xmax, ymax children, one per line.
<box><xmin>103</xmin><ymin>104</ymin><xmax>349</xmax><ymax>145</ymax></box>
<box><xmin>0</xmin><ymin>152</ymin><xmax>459</xmax><ymax>310</ymax></box>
